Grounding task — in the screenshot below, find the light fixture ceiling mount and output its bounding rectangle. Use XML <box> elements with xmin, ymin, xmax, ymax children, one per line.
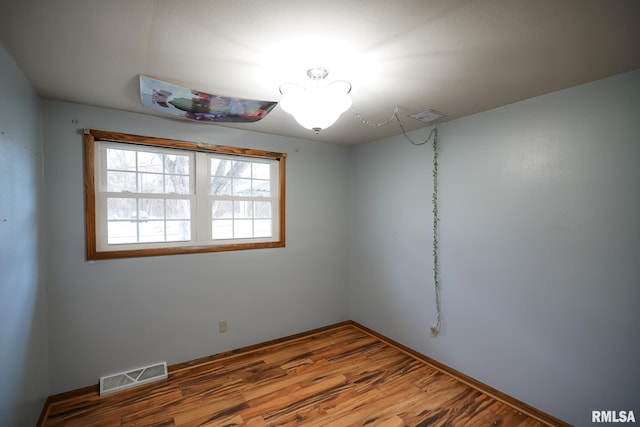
<box><xmin>306</xmin><ymin>66</ymin><xmax>329</xmax><ymax>80</ymax></box>
<box><xmin>279</xmin><ymin>67</ymin><xmax>352</xmax><ymax>134</ymax></box>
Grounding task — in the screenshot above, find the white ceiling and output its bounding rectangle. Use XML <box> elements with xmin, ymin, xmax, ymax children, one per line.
<box><xmin>1</xmin><ymin>0</ymin><xmax>639</xmax><ymax>145</ymax></box>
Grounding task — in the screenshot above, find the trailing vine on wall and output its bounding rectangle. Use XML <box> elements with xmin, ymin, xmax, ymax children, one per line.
<box><xmin>400</xmin><ymin>125</ymin><xmax>441</xmax><ymax>335</ymax></box>
<box><xmin>351</xmin><ymin>106</ymin><xmax>442</xmax><ymax>336</ymax></box>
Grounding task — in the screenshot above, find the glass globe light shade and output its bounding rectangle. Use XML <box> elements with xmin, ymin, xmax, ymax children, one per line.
<box><xmin>280</xmin><ymin>79</ymin><xmax>352</xmax><ymax>134</ymax></box>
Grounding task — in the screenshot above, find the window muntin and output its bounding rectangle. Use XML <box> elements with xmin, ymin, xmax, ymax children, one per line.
<box><xmin>84</xmin><ymin>129</ymin><xmax>286</xmax><ymax>260</ymax></box>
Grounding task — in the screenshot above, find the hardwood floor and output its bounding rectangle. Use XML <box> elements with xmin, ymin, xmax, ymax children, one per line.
<box><xmin>40</xmin><ymin>323</ymin><xmax>568</xmax><ymax>426</ymax></box>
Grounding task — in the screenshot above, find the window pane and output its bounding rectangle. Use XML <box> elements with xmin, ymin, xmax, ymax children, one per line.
<box><xmin>212</xmin><ymin>200</ymin><xmax>232</xmax><ymax>219</ymax></box>
<box><xmin>107</xmin><ymin>171</ymin><xmax>137</xmax><ymax>192</ymax></box>
<box><xmin>232</xmin><ymin>178</ymin><xmax>251</xmax><ymax>196</ymax></box>
<box><xmin>138</xmin><ymin>151</ymin><xmax>163</xmax><ymax>173</ymax></box>
<box><xmin>230</xmin><ymin>161</ymin><xmax>251</xmax><ymax>178</ymax></box>
<box><xmin>254</xmin><ymin>201</ymin><xmax>272</xmax><ymax>219</ymax></box>
<box><xmin>212</xmin><ymin>220</ymin><xmax>233</xmax><ymax>239</ymax></box>
<box><xmin>165</xmin><ymin>154</ymin><xmax>190</xmax><ymax>175</ymax></box>
<box><xmin>211</xmin><ymin>158</ymin><xmax>231</xmax><ymax>176</ymax></box>
<box><xmin>138</xmin><ymin>199</ymin><xmax>164</xmax><ymax>220</ymax></box>
<box><xmin>139</xmin><ymin>173</ymin><xmax>164</xmax><ymax>193</ymax></box>
<box><xmin>166</xmin><ymin>199</ymin><xmax>191</xmax><ymax>220</ymax></box>
<box><xmin>254</xmin><ymin>219</ymin><xmax>272</xmax><ymax>237</ymax></box>
<box><xmin>211</xmin><ymin>176</ymin><xmax>232</xmax><ymax>196</ymax></box>
<box><xmin>108</xmin><ymin>221</ymin><xmax>138</xmax><ymax>244</ymax></box>
<box><xmin>233</xmin><ymin>219</ymin><xmax>253</xmax><ymax>238</ymax></box>
<box><xmin>166</xmin><ymin>174</ymin><xmax>190</xmax><ymax>194</ymax></box>
<box><xmin>107</xmin><ymin>148</ymin><xmax>136</xmax><ymax>171</ymax></box>
<box><xmin>234</xmin><ymin>201</ymin><xmax>252</xmax><ymax>219</ymax></box>
<box><xmin>252</xmin><ymin>162</ymin><xmax>270</xmax><ymax>180</ymax></box>
<box><xmin>166</xmin><ymin>221</ymin><xmax>191</xmax><ymax>241</ymax></box>
<box><xmin>139</xmin><ymin>221</ymin><xmax>165</xmax><ymax>243</ymax></box>
<box><xmin>252</xmin><ymin>179</ymin><xmax>271</xmax><ymax>197</ymax></box>
<box><xmin>107</xmin><ymin>198</ymin><xmax>136</xmax><ymax>220</ymax></box>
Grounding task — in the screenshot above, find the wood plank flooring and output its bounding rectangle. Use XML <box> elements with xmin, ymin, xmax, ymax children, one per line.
<box><xmin>41</xmin><ymin>324</ymin><xmax>565</xmax><ymax>426</ymax></box>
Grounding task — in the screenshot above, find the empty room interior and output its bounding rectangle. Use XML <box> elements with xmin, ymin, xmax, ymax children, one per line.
<box><xmin>1</xmin><ymin>1</ymin><xmax>639</xmax><ymax>426</ymax></box>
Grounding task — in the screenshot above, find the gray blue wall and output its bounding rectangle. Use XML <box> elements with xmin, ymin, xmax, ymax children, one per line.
<box><xmin>0</xmin><ymin>44</ymin><xmax>49</xmax><ymax>426</ymax></box>
<box><xmin>42</xmin><ymin>100</ymin><xmax>352</xmax><ymax>394</ymax></box>
<box><xmin>350</xmin><ymin>70</ymin><xmax>640</xmax><ymax>425</ymax></box>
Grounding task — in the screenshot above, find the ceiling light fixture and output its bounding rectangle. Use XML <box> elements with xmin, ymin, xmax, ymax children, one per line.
<box><xmin>279</xmin><ymin>67</ymin><xmax>352</xmax><ymax>134</ymax></box>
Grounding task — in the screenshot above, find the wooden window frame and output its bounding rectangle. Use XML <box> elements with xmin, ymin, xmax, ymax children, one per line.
<box><xmin>84</xmin><ymin>129</ymin><xmax>286</xmax><ymax>260</ymax></box>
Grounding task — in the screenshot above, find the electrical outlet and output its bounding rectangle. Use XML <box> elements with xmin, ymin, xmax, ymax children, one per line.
<box><xmin>219</xmin><ymin>320</ymin><xmax>228</xmax><ymax>333</ymax></box>
<box><xmin>429</xmin><ymin>324</ymin><xmax>438</xmax><ymax>338</ymax></box>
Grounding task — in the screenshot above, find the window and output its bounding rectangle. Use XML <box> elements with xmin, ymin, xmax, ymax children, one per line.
<box><xmin>84</xmin><ymin>129</ymin><xmax>286</xmax><ymax>260</ymax></box>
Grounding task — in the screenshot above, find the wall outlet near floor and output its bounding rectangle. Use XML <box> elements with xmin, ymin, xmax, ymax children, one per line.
<box><xmin>219</xmin><ymin>320</ymin><xmax>228</xmax><ymax>333</ymax></box>
<box><xmin>429</xmin><ymin>324</ymin><xmax>438</xmax><ymax>338</ymax></box>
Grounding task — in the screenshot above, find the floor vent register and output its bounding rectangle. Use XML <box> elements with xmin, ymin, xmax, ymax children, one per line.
<box><xmin>99</xmin><ymin>361</ymin><xmax>168</xmax><ymax>395</ymax></box>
